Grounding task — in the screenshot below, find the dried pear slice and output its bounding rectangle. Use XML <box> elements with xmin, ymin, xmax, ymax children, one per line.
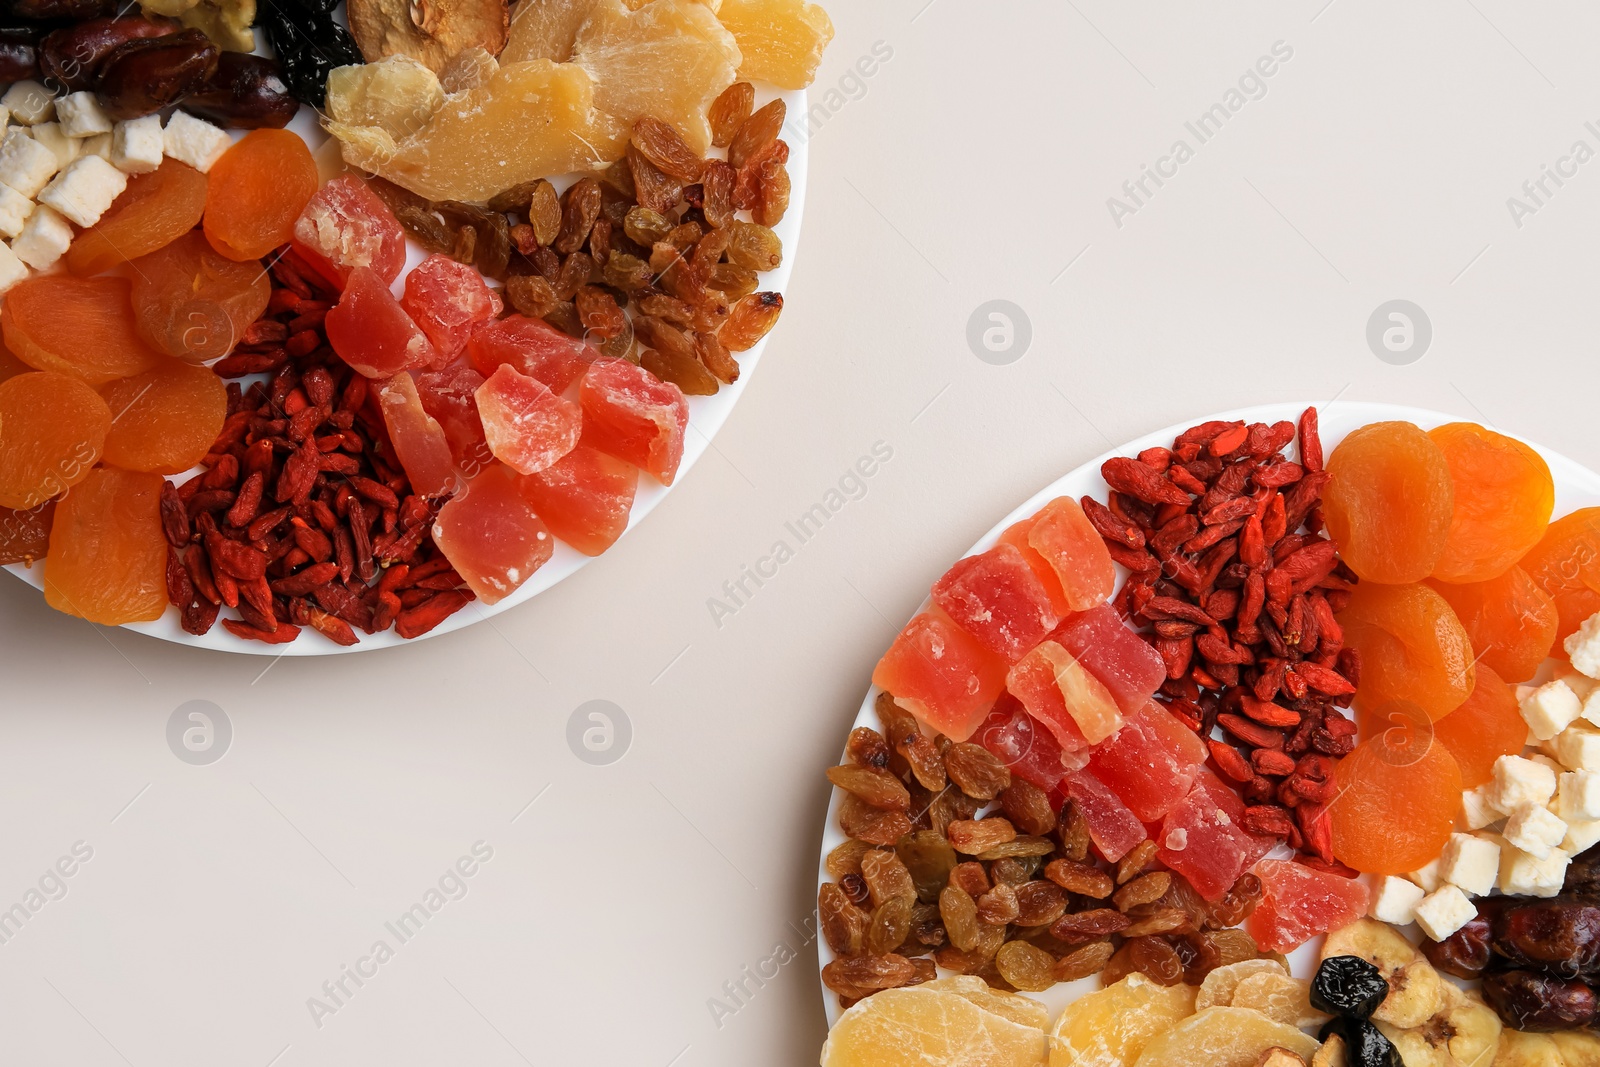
<box><xmin>716</xmin><ymin>0</ymin><xmax>833</xmax><ymax>89</ymax></box>
<box><xmin>349</xmin><ymin>0</ymin><xmax>512</xmax><ymax>72</ymax></box>
<box><xmin>327</xmin><ymin>55</ymin><xmax>447</xmax><ymax>138</ymax></box>
<box><xmin>573</xmin><ymin>0</ymin><xmax>740</xmax><ymax>155</ymax></box>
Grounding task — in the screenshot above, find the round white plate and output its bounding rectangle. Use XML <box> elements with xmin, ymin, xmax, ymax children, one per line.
<box><xmin>3</xmin><ymin>84</ymin><xmax>809</xmax><ymax>655</ymax></box>
<box><xmin>817</xmin><ymin>400</ymin><xmax>1600</xmax><ymax>1028</ymax></box>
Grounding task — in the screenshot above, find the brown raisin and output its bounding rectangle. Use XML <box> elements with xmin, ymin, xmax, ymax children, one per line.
<box><xmin>709</xmin><ymin>81</ymin><xmax>755</xmax><ymax>148</ymax></box>
<box><xmin>694</xmin><ymin>330</ymin><xmax>739</xmax><ymax>385</ymax></box>
<box><xmin>1207</xmin><ymin>873</ymin><xmax>1264</xmax><ymax>928</ymax></box>
<box><xmin>998</xmin><ymin>780</ymin><xmax>1057</xmax><ymax>837</ymax></box>
<box><xmin>860</xmin><ymin>849</ymin><xmax>916</xmax><ymax>909</ymax></box>
<box><xmin>755</xmin><ymin>163</ymin><xmax>791</xmax><ymax>227</ymax></box>
<box><xmin>976</xmin><ymin>882</ymin><xmax>1020</xmax><ymax>926</ymax></box>
<box><xmin>947</xmin><ymin>861</ymin><xmax>988</xmax><ymax>898</ymax></box>
<box><xmin>894</xmin><ymin>831</ymin><xmax>956</xmax><ymax>904</ymax></box>
<box><xmin>976</xmin><ymin>836</ymin><xmax>1055</xmax><ymax>861</ymax></box>
<box><xmin>946</xmin><ymin>818</ymin><xmax>1017</xmax><ymax>856</ymax></box>
<box><xmin>939</xmin><ymin>885</ymin><xmax>981</xmax><ymax>952</ymax></box>
<box><xmin>631</xmin><ymin>116</ymin><xmax>705</xmax><ymax>182</ymax></box>
<box><xmin>702</xmin><ymin>160</ymin><xmax>736</xmax><ymax>229</ymax></box>
<box><xmin>729</xmin><ymin>98</ymin><xmax>785</xmax><ymax>170</ymax></box>
<box><xmin>1116</xmin><ymin>840</ymin><xmax>1159</xmax><ymax>884</ymax></box>
<box><xmin>826</xmin><ymin>765</ymin><xmax>910</xmax><ymax>812</ymax></box>
<box><xmin>821</xmin><ymin>953</ymin><xmax>915</xmax><ymax>998</ymax></box>
<box><xmin>1058</xmin><ymin>800</ymin><xmax>1090</xmax><ymax>862</ymax></box>
<box><xmin>720</xmin><ymin>291</ymin><xmax>782</xmax><ymax>352</ymax></box>
<box><xmin>504</xmin><ymin>273</ymin><xmax>558</xmax><ymax>319</ymax></box>
<box><xmin>627</xmin><ymin>145</ymin><xmax>683</xmax><ymax>215</ymax></box>
<box><xmin>1014</xmin><ymin>880</ymin><xmax>1069</xmax><ymax>928</ymax></box>
<box><xmin>839</xmin><ymin>794</ymin><xmax>912</xmax><ymax>846</ymax></box>
<box><xmin>1128</xmin><ymin>936</ymin><xmax>1184</xmax><ymax>986</ymax></box>
<box><xmin>1051</xmin><ymin>908</ymin><xmax>1131</xmax><ymax>944</ymax></box>
<box><xmin>994</xmin><ymin>940</ymin><xmax>1056</xmax><ymax>993</ymax></box>
<box><xmin>989</xmin><ymin>856</ymin><xmax>1039</xmax><ymax>887</ymax></box>
<box><xmin>928</xmin><ymin>790</ymin><xmax>979</xmax><ymax>836</ymax></box>
<box><xmin>1122</xmin><ymin>907</ymin><xmax>1194</xmax><ymax>938</ymax></box>
<box><xmin>1053</xmin><ymin>940</ymin><xmax>1115</xmax><ymax>983</ymax></box>
<box><xmin>1114</xmin><ymin>872</ymin><xmax>1172</xmax><ymax>912</ymax></box>
<box><xmin>553</xmin><ymin>177</ymin><xmax>602</xmax><ymax>255</ymax></box>
<box><xmin>944</xmin><ymin>742</ymin><xmax>1012</xmax><ymax>801</ymax></box>
<box><xmin>819</xmin><ymin>883</ymin><xmax>868</xmax><ymax>958</ymax></box>
<box><xmin>1044</xmin><ymin>859</ymin><xmax>1114</xmax><ymax>899</ymax></box>
<box><xmin>1204</xmin><ymin>927</ymin><xmax>1261</xmax><ymax>968</ymax></box>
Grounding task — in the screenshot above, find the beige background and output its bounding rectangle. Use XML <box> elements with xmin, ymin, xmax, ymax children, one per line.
<box><xmin>4</xmin><ymin>1</ymin><xmax>1600</xmax><ymax>1064</ymax></box>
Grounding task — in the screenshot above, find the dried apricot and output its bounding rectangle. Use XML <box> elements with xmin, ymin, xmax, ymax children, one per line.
<box><xmin>98</xmin><ymin>361</ymin><xmax>228</xmax><ymax>475</ymax></box>
<box><xmin>129</xmin><ymin>232</ymin><xmax>272</xmax><ymax>363</ymax></box>
<box><xmin>1430</xmin><ymin>663</ymin><xmax>1525</xmax><ymax>788</ymax></box>
<box><xmin>1426</xmin><ymin>566</ymin><xmax>1557</xmax><ymax>683</ymax></box>
<box><xmin>0</xmin><ymin>499</ymin><xmax>54</xmax><ymax>565</ymax></box>
<box><xmin>1521</xmin><ymin>507</ymin><xmax>1600</xmax><ymax>644</ymax></box>
<box><xmin>0</xmin><ymin>339</ymin><xmax>29</xmax><ymax>384</ymax></box>
<box><xmin>1428</xmin><ymin>422</ymin><xmax>1554</xmax><ymax>583</ymax></box>
<box><xmin>0</xmin><ymin>372</ymin><xmax>111</xmax><ymax>510</ymax></box>
<box><xmin>2</xmin><ymin>275</ymin><xmax>165</xmax><ymax>386</ymax></box>
<box><xmin>1323</xmin><ymin>421</ymin><xmax>1453</xmax><ymax>583</ymax></box>
<box><xmin>1338</xmin><ymin>581</ymin><xmax>1474</xmax><ymax>721</ymax></box>
<box><xmin>203</xmin><ymin>129</ymin><xmax>319</xmax><ymax>261</ymax></box>
<box><xmin>66</xmin><ymin>159</ymin><xmax>209</xmax><ymax>277</ymax></box>
<box><xmin>1329</xmin><ymin>731</ymin><xmax>1462</xmax><ymax>875</ymax></box>
<box><xmin>43</xmin><ymin>467</ymin><xmax>168</xmax><ymax>625</ymax></box>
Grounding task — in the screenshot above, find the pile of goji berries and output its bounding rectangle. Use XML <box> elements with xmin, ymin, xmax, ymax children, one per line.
<box><xmin>159</xmin><ymin>251</ymin><xmax>473</xmax><ymax>646</ymax></box>
<box><xmin>1081</xmin><ymin>408</ymin><xmax>1361</xmax><ymax>874</ymax></box>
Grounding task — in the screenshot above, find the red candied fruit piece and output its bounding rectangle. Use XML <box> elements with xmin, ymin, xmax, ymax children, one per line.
<box><xmin>402</xmin><ymin>254</ymin><xmax>503</xmax><ymax>362</ymax></box>
<box><xmin>1247</xmin><ymin>859</ymin><xmax>1370</xmax><ymax>954</ymax></box>
<box><xmin>973</xmin><ymin>693</ymin><xmax>1085</xmax><ymax>793</ymax></box>
<box><xmin>476</xmin><ymin>364</ymin><xmax>582</xmax><ymax>476</ymax></box>
<box><xmin>1157</xmin><ymin>770</ymin><xmax>1262</xmax><ymax>901</ymax></box>
<box><xmin>468</xmin><ymin>314</ymin><xmax>595</xmax><ymax>393</ymax></box>
<box><xmin>1052</xmin><ymin>604</ymin><xmax>1167</xmax><ymax>715</ymax></box>
<box><xmin>996</xmin><ymin>515</ymin><xmax>1073</xmax><ymax>619</ymax></box>
<box><xmin>1063</xmin><ymin>770</ymin><xmax>1146</xmax><ymax>863</ymax></box>
<box><xmin>1007</xmin><ymin>640</ymin><xmax>1123</xmax><ymax>750</ymax></box>
<box><xmin>517</xmin><ymin>444</ymin><xmax>638</xmax><ymax>557</ymax></box>
<box><xmin>930</xmin><ymin>543</ymin><xmax>1060</xmax><ymax>662</ymax></box>
<box><xmin>1027</xmin><ymin>497</ymin><xmax>1116</xmax><ymax>611</ymax></box>
<box><xmin>1089</xmin><ymin>701</ymin><xmax>1207</xmax><ymax>822</ymax></box>
<box><xmin>431</xmin><ymin>464</ymin><xmax>553</xmax><ymax>606</ymax></box>
<box><xmin>415</xmin><ymin>365</ymin><xmax>493</xmax><ymax>477</ymax></box>
<box><xmin>326</xmin><ymin>267</ymin><xmax>439</xmax><ymax>379</ymax></box>
<box><xmin>375</xmin><ymin>373</ymin><xmax>457</xmax><ymax>498</ymax></box>
<box><xmin>291</xmin><ymin>175</ymin><xmax>406</xmax><ymax>288</ymax></box>
<box><xmin>871</xmin><ymin>608</ymin><xmax>1008</xmax><ymax>743</ymax></box>
<box><xmin>579</xmin><ymin>358</ymin><xmax>689</xmax><ymax>486</ymax></box>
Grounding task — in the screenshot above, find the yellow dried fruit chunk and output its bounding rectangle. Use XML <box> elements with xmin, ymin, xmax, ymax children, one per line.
<box><xmin>573</xmin><ymin>0</ymin><xmax>740</xmax><ymax>154</ymax></box>
<box><xmin>505</xmin><ymin>0</ymin><xmax>603</xmax><ymax>62</ymax></box>
<box><xmin>716</xmin><ymin>0</ymin><xmax>833</xmax><ymax>89</ymax></box>
<box><xmin>327</xmin><ymin>56</ymin><xmax>624</xmax><ymax>202</ymax></box>
<box><xmin>1048</xmin><ymin>972</ymin><xmax>1196</xmax><ymax>1067</ymax></box>
<box><xmin>1133</xmin><ymin>1007</ymin><xmax>1318</xmax><ymax>1067</ymax></box>
<box><xmin>347</xmin><ymin>0</ymin><xmax>510</xmax><ymax>72</ymax></box>
<box><xmin>327</xmin><ymin>55</ymin><xmax>446</xmax><ymax>138</ymax></box>
<box><xmin>821</xmin><ymin>986</ymin><xmax>1046</xmax><ymax>1067</ymax></box>
<box><xmin>1195</xmin><ymin>958</ymin><xmax>1287</xmax><ymax>1012</ymax></box>
<box><xmin>1230</xmin><ymin>972</ymin><xmax>1328</xmax><ymax>1031</ymax></box>
<box><xmin>1493</xmin><ymin>1029</ymin><xmax>1563</xmax><ymax>1067</ymax></box>
<box><xmin>921</xmin><ymin>976</ymin><xmax>1049</xmax><ymax>1032</ymax></box>
<box><xmin>1552</xmin><ymin>1030</ymin><xmax>1600</xmax><ymax>1066</ymax></box>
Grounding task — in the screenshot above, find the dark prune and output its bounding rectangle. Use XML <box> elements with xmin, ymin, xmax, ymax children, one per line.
<box><xmin>38</xmin><ymin>16</ymin><xmax>169</xmax><ymax>92</ymax></box>
<box><xmin>94</xmin><ymin>28</ymin><xmax>217</xmax><ymax>120</ymax></box>
<box><xmin>0</xmin><ymin>29</ymin><xmax>36</xmax><ymax>82</ymax></box>
<box><xmin>1319</xmin><ymin>1017</ymin><xmax>1402</xmax><ymax>1067</ymax></box>
<box><xmin>1483</xmin><ymin>969</ymin><xmax>1598</xmax><ymax>1031</ymax></box>
<box><xmin>10</xmin><ymin>0</ymin><xmax>116</xmax><ymax>17</ymax></box>
<box><xmin>182</xmin><ymin>53</ymin><xmax>298</xmax><ymax>129</ymax></box>
<box><xmin>1310</xmin><ymin>955</ymin><xmax>1389</xmax><ymax>1020</ymax></box>
<box><xmin>257</xmin><ymin>1</ymin><xmax>360</xmax><ymax>108</ymax></box>
<box><xmin>1422</xmin><ymin>909</ymin><xmax>1494</xmax><ymax>979</ymax></box>
<box><xmin>1493</xmin><ymin>902</ymin><xmax>1600</xmax><ymax>977</ymax></box>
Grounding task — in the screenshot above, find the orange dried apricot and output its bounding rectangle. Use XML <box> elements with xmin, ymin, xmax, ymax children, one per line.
<box><xmin>43</xmin><ymin>467</ymin><xmax>167</xmax><ymax>625</ymax></box>
<box><xmin>99</xmin><ymin>361</ymin><xmax>228</xmax><ymax>475</ymax></box>
<box><xmin>0</xmin><ymin>498</ymin><xmax>54</xmax><ymax>565</ymax></box>
<box><xmin>1428</xmin><ymin>422</ymin><xmax>1554</xmax><ymax>584</ymax></box>
<box><xmin>129</xmin><ymin>231</ymin><xmax>272</xmax><ymax>363</ymax></box>
<box><xmin>1329</xmin><ymin>731</ymin><xmax>1462</xmax><ymax>875</ymax></box>
<box><xmin>0</xmin><ymin>372</ymin><xmax>112</xmax><ymax>509</ymax></box>
<box><xmin>1322</xmin><ymin>421</ymin><xmax>1453</xmax><ymax>584</ymax></box>
<box><xmin>2</xmin><ymin>275</ymin><xmax>165</xmax><ymax>386</ymax></box>
<box><xmin>0</xmin><ymin>338</ymin><xmax>28</xmax><ymax>384</ymax></box>
<box><xmin>1521</xmin><ymin>507</ymin><xmax>1600</xmax><ymax>644</ymax></box>
<box><xmin>1338</xmin><ymin>581</ymin><xmax>1474</xmax><ymax>721</ymax></box>
<box><xmin>203</xmin><ymin>129</ymin><xmax>319</xmax><ymax>262</ymax></box>
<box><xmin>66</xmin><ymin>159</ymin><xmax>208</xmax><ymax>277</ymax></box>
<box><xmin>1431</xmin><ymin>664</ymin><xmax>1525</xmax><ymax>788</ymax></box>
<box><xmin>1426</xmin><ymin>567</ymin><xmax>1557</xmax><ymax>683</ymax></box>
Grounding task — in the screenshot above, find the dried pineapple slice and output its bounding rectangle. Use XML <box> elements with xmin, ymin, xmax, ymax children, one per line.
<box><xmin>1195</xmin><ymin>958</ymin><xmax>1287</xmax><ymax>1012</ymax></box>
<box><xmin>821</xmin><ymin>986</ymin><xmax>1047</xmax><ymax>1067</ymax></box>
<box><xmin>1229</xmin><ymin>972</ymin><xmax>1329</xmax><ymax>1031</ymax></box>
<box><xmin>1133</xmin><ymin>1007</ymin><xmax>1319</xmax><ymax>1067</ymax></box>
<box><xmin>573</xmin><ymin>0</ymin><xmax>740</xmax><ymax>155</ymax></box>
<box><xmin>1048</xmin><ymin>972</ymin><xmax>1195</xmax><ymax>1067</ymax></box>
<box><xmin>505</xmin><ymin>0</ymin><xmax>602</xmax><ymax>61</ymax></box>
<box><xmin>327</xmin><ymin>55</ymin><xmax>447</xmax><ymax>138</ymax></box>
<box><xmin>920</xmin><ymin>976</ymin><xmax>1049</xmax><ymax>1032</ymax></box>
<box><xmin>717</xmin><ymin>0</ymin><xmax>832</xmax><ymax>89</ymax></box>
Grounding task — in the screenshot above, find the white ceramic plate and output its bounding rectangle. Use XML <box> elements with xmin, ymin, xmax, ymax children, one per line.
<box><xmin>3</xmin><ymin>85</ymin><xmax>808</xmax><ymax>655</ymax></box>
<box><xmin>817</xmin><ymin>400</ymin><xmax>1600</xmax><ymax>1029</ymax></box>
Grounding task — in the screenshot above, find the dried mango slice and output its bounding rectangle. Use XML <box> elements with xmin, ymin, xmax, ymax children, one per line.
<box><xmin>717</xmin><ymin>0</ymin><xmax>833</xmax><ymax>89</ymax></box>
<box><xmin>823</xmin><ymin>986</ymin><xmax>1046</xmax><ymax>1067</ymax></box>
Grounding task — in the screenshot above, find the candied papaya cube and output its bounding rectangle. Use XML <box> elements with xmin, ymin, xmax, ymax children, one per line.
<box><xmin>995</xmin><ymin>514</ymin><xmax>1073</xmax><ymax>618</ymax></box>
<box><xmin>972</xmin><ymin>693</ymin><xmax>1083</xmax><ymax>793</ymax></box>
<box><xmin>326</xmin><ymin>267</ymin><xmax>440</xmax><ymax>379</ymax></box>
<box><xmin>415</xmin><ymin>365</ymin><xmax>492</xmax><ymax>476</ymax></box>
<box><xmin>1064</xmin><ymin>770</ymin><xmax>1147</xmax><ymax>863</ymax></box>
<box><xmin>375</xmin><ymin>373</ymin><xmax>458</xmax><ymax>498</ymax></box>
<box><xmin>1158</xmin><ymin>773</ymin><xmax>1254</xmax><ymax>901</ymax></box>
<box><xmin>291</xmin><ymin>174</ymin><xmax>406</xmax><ymax>287</ymax></box>
<box><xmin>1006</xmin><ymin>640</ymin><xmax>1123</xmax><ymax>749</ymax></box>
<box><xmin>43</xmin><ymin>467</ymin><xmax>167</xmax><ymax>625</ymax></box>
<box><xmin>476</xmin><ymin>364</ymin><xmax>582</xmax><ymax>476</ymax></box>
<box><xmin>1027</xmin><ymin>496</ymin><xmax>1115</xmax><ymax>611</ymax></box>
<box><xmin>517</xmin><ymin>444</ymin><xmax>638</xmax><ymax>557</ymax></box>
<box><xmin>1089</xmin><ymin>701</ymin><xmax>1206</xmax><ymax>822</ymax></box>
<box><xmin>402</xmin><ymin>253</ymin><xmax>503</xmax><ymax>362</ymax></box>
<box><xmin>467</xmin><ymin>313</ymin><xmax>595</xmax><ymax>393</ymax></box>
<box><xmin>1247</xmin><ymin>859</ymin><xmax>1370</xmax><ymax>954</ymax></box>
<box><xmin>1052</xmin><ymin>603</ymin><xmax>1166</xmax><ymax>715</ymax></box>
<box><xmin>930</xmin><ymin>543</ymin><xmax>1059</xmax><ymax>662</ymax></box>
<box><xmin>579</xmin><ymin>358</ymin><xmax>688</xmax><ymax>486</ymax></box>
<box><xmin>871</xmin><ymin>609</ymin><xmax>1008</xmax><ymax>743</ymax></box>
<box><xmin>431</xmin><ymin>463</ymin><xmax>553</xmax><ymax>605</ymax></box>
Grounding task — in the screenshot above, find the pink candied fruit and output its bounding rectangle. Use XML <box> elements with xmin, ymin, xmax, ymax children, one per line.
<box><xmin>931</xmin><ymin>543</ymin><xmax>1060</xmax><ymax>662</ymax></box>
<box><xmin>579</xmin><ymin>358</ymin><xmax>689</xmax><ymax>486</ymax></box>
<box><xmin>374</xmin><ymin>373</ymin><xmax>457</xmax><ymax>498</ymax></box>
<box><xmin>1027</xmin><ymin>497</ymin><xmax>1115</xmax><ymax>612</ymax></box>
<box><xmin>431</xmin><ymin>464</ymin><xmax>553</xmax><ymax>606</ymax></box>
<box><xmin>996</xmin><ymin>515</ymin><xmax>1074</xmax><ymax>619</ymax></box>
<box><xmin>517</xmin><ymin>444</ymin><xmax>638</xmax><ymax>557</ymax></box>
<box><xmin>475</xmin><ymin>364</ymin><xmax>582</xmax><ymax>476</ymax></box>
<box><xmin>1006</xmin><ymin>640</ymin><xmax>1124</xmax><ymax>750</ymax></box>
<box><xmin>973</xmin><ymin>694</ymin><xmax>1085</xmax><ymax>793</ymax></box>
<box><xmin>415</xmin><ymin>365</ymin><xmax>493</xmax><ymax>476</ymax></box>
<box><xmin>291</xmin><ymin>175</ymin><xmax>406</xmax><ymax>288</ymax></box>
<box><xmin>1052</xmin><ymin>604</ymin><xmax>1166</xmax><ymax>715</ymax></box>
<box><xmin>326</xmin><ymin>267</ymin><xmax>438</xmax><ymax>379</ymax></box>
<box><xmin>1248</xmin><ymin>859</ymin><xmax>1370</xmax><ymax>954</ymax></box>
<box><xmin>1088</xmin><ymin>701</ymin><xmax>1206</xmax><ymax>822</ymax></box>
<box><xmin>1157</xmin><ymin>769</ymin><xmax>1274</xmax><ymax>901</ymax></box>
<box><xmin>871</xmin><ymin>609</ymin><xmax>1008</xmax><ymax>743</ymax></box>
<box><xmin>402</xmin><ymin>254</ymin><xmax>503</xmax><ymax>362</ymax></box>
<box><xmin>1063</xmin><ymin>770</ymin><xmax>1146</xmax><ymax>863</ymax></box>
<box><xmin>468</xmin><ymin>314</ymin><xmax>595</xmax><ymax>393</ymax></box>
